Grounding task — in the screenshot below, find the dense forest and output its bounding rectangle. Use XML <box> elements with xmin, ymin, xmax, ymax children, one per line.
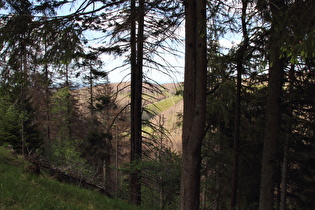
<box><xmin>0</xmin><ymin>0</ymin><xmax>315</xmax><ymax>209</ymax></box>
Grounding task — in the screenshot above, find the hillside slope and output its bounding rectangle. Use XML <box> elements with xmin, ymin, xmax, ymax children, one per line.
<box><xmin>73</xmin><ymin>82</ymin><xmax>183</xmax><ymax>152</ymax></box>
<box><xmin>0</xmin><ymin>146</ymin><xmax>141</xmax><ymax>210</ymax></box>
<box><xmin>147</xmin><ymin>98</ymin><xmax>183</xmax><ymax>151</ymax></box>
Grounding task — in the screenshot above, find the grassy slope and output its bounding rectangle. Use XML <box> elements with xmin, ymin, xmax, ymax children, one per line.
<box><xmin>142</xmin><ymin>95</ymin><xmax>183</xmax><ymax>151</ymax></box>
<box><xmin>145</xmin><ymin>95</ymin><xmax>182</xmax><ymax>116</ymax></box>
<box><xmin>0</xmin><ymin>146</ymin><xmax>141</xmax><ymax>210</ymax></box>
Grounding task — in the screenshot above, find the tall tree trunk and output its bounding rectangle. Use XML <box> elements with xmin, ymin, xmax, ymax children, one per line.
<box><xmin>180</xmin><ymin>0</ymin><xmax>207</xmax><ymax>209</ymax></box>
<box><xmin>231</xmin><ymin>51</ymin><xmax>242</xmax><ymax>210</ymax></box>
<box><xmin>259</xmin><ymin>48</ymin><xmax>284</xmax><ymax>210</ymax></box>
<box><xmin>44</xmin><ymin>63</ymin><xmax>51</xmax><ymax>144</ymax></box>
<box><xmin>20</xmin><ymin>40</ymin><xmax>28</xmax><ymax>157</ymax></box>
<box><xmin>43</xmin><ymin>31</ymin><xmax>51</xmax><ymax>146</ymax></box>
<box><xmin>279</xmin><ymin>64</ymin><xmax>294</xmax><ymax>210</ymax></box>
<box><xmin>231</xmin><ymin>1</ymin><xmax>248</xmax><ymax>209</ymax></box>
<box><xmin>214</xmin><ymin>132</ymin><xmax>222</xmax><ymax>210</ymax></box>
<box><xmin>65</xmin><ymin>64</ymin><xmax>72</xmax><ymax>141</ymax></box>
<box><xmin>259</xmin><ymin>0</ymin><xmax>285</xmax><ymax>209</ymax></box>
<box><xmin>279</xmin><ymin>136</ymin><xmax>289</xmax><ymax>210</ymax></box>
<box><xmin>130</xmin><ymin>0</ymin><xmax>144</xmax><ymax>205</ymax></box>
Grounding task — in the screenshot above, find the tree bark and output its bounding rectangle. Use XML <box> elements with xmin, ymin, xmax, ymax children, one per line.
<box><xmin>214</xmin><ymin>134</ymin><xmax>222</xmax><ymax>210</ymax></box>
<box><xmin>258</xmin><ymin>0</ymin><xmax>285</xmax><ymax>209</ymax></box>
<box><xmin>130</xmin><ymin>0</ymin><xmax>144</xmax><ymax>205</ymax></box>
<box><xmin>180</xmin><ymin>0</ymin><xmax>207</xmax><ymax>209</ymax></box>
<box><xmin>231</xmin><ymin>51</ymin><xmax>242</xmax><ymax>210</ymax></box>
<box><xmin>279</xmin><ymin>64</ymin><xmax>294</xmax><ymax>210</ymax></box>
<box><xmin>231</xmin><ymin>1</ymin><xmax>248</xmax><ymax>208</ymax></box>
<box><xmin>89</xmin><ymin>68</ymin><xmax>94</xmax><ymax>116</ymax></box>
<box><xmin>43</xmin><ymin>31</ymin><xmax>51</xmax><ymax>145</ymax></box>
<box><xmin>258</xmin><ymin>31</ymin><xmax>284</xmax><ymax>210</ymax></box>
<box><xmin>259</xmin><ymin>49</ymin><xmax>284</xmax><ymax>210</ymax></box>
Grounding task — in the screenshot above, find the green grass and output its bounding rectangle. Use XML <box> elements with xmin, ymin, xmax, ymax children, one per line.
<box><xmin>145</xmin><ymin>95</ymin><xmax>182</xmax><ymax>116</ymax></box>
<box><xmin>0</xmin><ymin>146</ymin><xmax>142</xmax><ymax>210</ymax></box>
<box><xmin>142</xmin><ymin>95</ymin><xmax>182</xmax><ymax>135</ymax></box>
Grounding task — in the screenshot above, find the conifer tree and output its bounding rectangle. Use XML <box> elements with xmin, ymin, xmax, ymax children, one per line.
<box><xmin>180</xmin><ymin>0</ymin><xmax>207</xmax><ymax>209</ymax></box>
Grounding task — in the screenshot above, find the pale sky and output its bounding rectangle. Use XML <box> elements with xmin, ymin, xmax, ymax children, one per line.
<box><xmin>0</xmin><ymin>1</ymin><xmax>240</xmax><ymax>85</ymax></box>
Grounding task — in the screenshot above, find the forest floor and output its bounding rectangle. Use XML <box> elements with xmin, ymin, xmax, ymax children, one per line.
<box><xmin>0</xmin><ymin>145</ymin><xmax>143</xmax><ymax>210</ymax></box>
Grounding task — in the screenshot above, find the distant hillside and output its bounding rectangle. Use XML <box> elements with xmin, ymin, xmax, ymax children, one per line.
<box><xmin>112</xmin><ymin>82</ymin><xmax>183</xmax><ymax>152</ymax></box>
<box><xmin>147</xmin><ymin>99</ymin><xmax>183</xmax><ymax>151</ymax></box>
<box><xmin>72</xmin><ymin>82</ymin><xmax>183</xmax><ymax>152</ymax></box>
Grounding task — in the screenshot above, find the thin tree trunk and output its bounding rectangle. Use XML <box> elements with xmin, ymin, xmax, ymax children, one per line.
<box><xmin>105</xmin><ymin>154</ymin><xmax>112</xmax><ymax>195</ymax></box>
<box><xmin>21</xmin><ymin>40</ymin><xmax>28</xmax><ymax>157</ymax></box>
<box><xmin>231</xmin><ymin>55</ymin><xmax>241</xmax><ymax>210</ymax></box>
<box><xmin>89</xmin><ymin>68</ymin><xmax>94</xmax><ymax>116</ymax></box>
<box><xmin>180</xmin><ymin>0</ymin><xmax>207</xmax><ymax>209</ymax></box>
<box><xmin>214</xmin><ymin>135</ymin><xmax>222</xmax><ymax>210</ymax></box>
<box><xmin>115</xmin><ymin>125</ymin><xmax>119</xmax><ymax>197</ymax></box>
<box><xmin>44</xmin><ymin>31</ymin><xmax>51</xmax><ymax>145</ymax></box>
<box><xmin>45</xmin><ymin>65</ymin><xmax>51</xmax><ymax>143</ymax></box>
<box><xmin>231</xmin><ymin>1</ymin><xmax>248</xmax><ymax>208</ymax></box>
<box><xmin>21</xmin><ymin>118</ymin><xmax>26</xmax><ymax>156</ymax></box>
<box><xmin>65</xmin><ymin>64</ymin><xmax>72</xmax><ymax>141</ymax></box>
<box><xmin>279</xmin><ymin>64</ymin><xmax>294</xmax><ymax>210</ymax></box>
<box><xmin>279</xmin><ymin>136</ymin><xmax>289</xmax><ymax>210</ymax></box>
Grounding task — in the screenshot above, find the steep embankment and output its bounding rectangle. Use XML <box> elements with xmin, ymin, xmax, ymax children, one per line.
<box><xmin>0</xmin><ymin>146</ymin><xmax>141</xmax><ymax>210</ymax></box>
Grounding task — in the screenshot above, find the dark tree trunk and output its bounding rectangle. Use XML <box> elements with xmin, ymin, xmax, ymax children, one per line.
<box><xmin>259</xmin><ymin>1</ymin><xmax>285</xmax><ymax>209</ymax></box>
<box><xmin>130</xmin><ymin>0</ymin><xmax>144</xmax><ymax>205</ymax></box>
<box><xmin>44</xmin><ymin>64</ymin><xmax>51</xmax><ymax>143</ymax></box>
<box><xmin>89</xmin><ymin>69</ymin><xmax>94</xmax><ymax>116</ymax></box>
<box><xmin>180</xmin><ymin>0</ymin><xmax>207</xmax><ymax>209</ymax></box>
<box><xmin>231</xmin><ymin>0</ymin><xmax>248</xmax><ymax>208</ymax></box>
<box><xmin>20</xmin><ymin>40</ymin><xmax>28</xmax><ymax>157</ymax></box>
<box><xmin>259</xmin><ymin>48</ymin><xmax>284</xmax><ymax>210</ymax></box>
<box><xmin>279</xmin><ymin>136</ymin><xmax>289</xmax><ymax>210</ymax></box>
<box><xmin>44</xmin><ymin>34</ymin><xmax>51</xmax><ymax>145</ymax></box>
<box><xmin>231</xmin><ymin>52</ymin><xmax>242</xmax><ymax>210</ymax></box>
<box><xmin>214</xmin><ymin>129</ymin><xmax>222</xmax><ymax>210</ymax></box>
<box><xmin>279</xmin><ymin>64</ymin><xmax>294</xmax><ymax>210</ymax></box>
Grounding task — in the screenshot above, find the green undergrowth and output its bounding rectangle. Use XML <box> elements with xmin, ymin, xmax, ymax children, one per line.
<box><xmin>0</xmin><ymin>146</ymin><xmax>142</xmax><ymax>210</ymax></box>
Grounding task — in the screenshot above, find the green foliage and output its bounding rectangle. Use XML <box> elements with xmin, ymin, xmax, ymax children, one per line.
<box><xmin>0</xmin><ymin>0</ymin><xmax>313</xmax><ymax>208</ymax></box>
<box><xmin>279</xmin><ymin>66</ymin><xmax>315</xmax><ymax>208</ymax></box>
<box><xmin>124</xmin><ymin>147</ymin><xmax>181</xmax><ymax>210</ymax></box>
<box><xmin>51</xmin><ymin>87</ymin><xmax>72</xmax><ymax>117</ymax></box>
<box><xmin>50</xmin><ymin>87</ymin><xmax>73</xmax><ymax>142</ymax></box>
<box><xmin>0</xmin><ymin>146</ymin><xmax>142</xmax><ymax>210</ymax></box>
<box><xmin>49</xmin><ymin>141</ymin><xmax>91</xmax><ymax>176</ymax></box>
<box><xmin>48</xmin><ymin>87</ymin><xmax>92</xmax><ymax>176</ymax></box>
<box><xmin>203</xmin><ymin>63</ymin><xmax>268</xmax><ymax>208</ymax></box>
<box><xmin>141</xmin><ymin>149</ymin><xmax>181</xmax><ymax>210</ymax></box>
<box><xmin>81</xmin><ymin>130</ymin><xmax>112</xmax><ymax>164</ymax></box>
<box><xmin>142</xmin><ymin>116</ymin><xmax>181</xmax><ymax>209</ymax></box>
<box><xmin>95</xmin><ymin>95</ymin><xmax>112</xmax><ymax>111</ymax></box>
<box><xmin>0</xmin><ymin>97</ymin><xmax>20</xmax><ymax>145</ymax></box>
<box><xmin>0</xmin><ymin>90</ymin><xmax>42</xmax><ymax>154</ymax></box>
